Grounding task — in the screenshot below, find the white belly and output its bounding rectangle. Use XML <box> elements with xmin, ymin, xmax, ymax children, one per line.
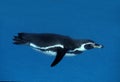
<box><xmin>30</xmin><ymin>43</ymin><xmax>76</xmax><ymax>56</ymax></box>
<box><xmin>34</xmin><ymin>48</ymin><xmax>76</xmax><ymax>56</ymax></box>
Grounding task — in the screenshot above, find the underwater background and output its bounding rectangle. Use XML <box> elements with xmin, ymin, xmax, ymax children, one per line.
<box><xmin>0</xmin><ymin>0</ymin><xmax>120</xmax><ymax>82</ymax></box>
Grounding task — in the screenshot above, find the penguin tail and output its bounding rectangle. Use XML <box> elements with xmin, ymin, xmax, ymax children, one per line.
<box><xmin>13</xmin><ymin>33</ymin><xmax>29</xmax><ymax>45</ymax></box>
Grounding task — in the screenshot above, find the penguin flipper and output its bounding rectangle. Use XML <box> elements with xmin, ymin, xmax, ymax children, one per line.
<box><xmin>51</xmin><ymin>49</ymin><xmax>68</xmax><ymax>67</ymax></box>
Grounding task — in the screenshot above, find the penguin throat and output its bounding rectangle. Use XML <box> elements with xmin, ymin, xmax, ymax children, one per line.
<box><xmin>73</xmin><ymin>44</ymin><xmax>87</xmax><ymax>51</ymax></box>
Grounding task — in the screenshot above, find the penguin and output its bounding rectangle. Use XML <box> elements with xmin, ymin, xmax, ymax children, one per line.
<box><xmin>13</xmin><ymin>33</ymin><xmax>103</xmax><ymax>67</ymax></box>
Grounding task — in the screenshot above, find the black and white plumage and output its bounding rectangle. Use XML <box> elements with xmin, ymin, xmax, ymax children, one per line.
<box><xmin>13</xmin><ymin>33</ymin><xmax>103</xmax><ymax>67</ymax></box>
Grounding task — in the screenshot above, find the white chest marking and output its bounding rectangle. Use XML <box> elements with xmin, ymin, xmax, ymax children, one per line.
<box><xmin>29</xmin><ymin>43</ymin><xmax>64</xmax><ymax>49</ymax></box>
<box><xmin>29</xmin><ymin>43</ymin><xmax>76</xmax><ymax>56</ymax></box>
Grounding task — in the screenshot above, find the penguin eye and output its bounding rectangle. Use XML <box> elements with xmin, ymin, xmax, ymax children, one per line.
<box><xmin>84</xmin><ymin>44</ymin><xmax>94</xmax><ymax>49</ymax></box>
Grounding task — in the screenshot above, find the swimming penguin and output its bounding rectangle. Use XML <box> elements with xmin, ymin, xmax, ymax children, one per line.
<box><xmin>13</xmin><ymin>33</ymin><xmax>103</xmax><ymax>67</ymax></box>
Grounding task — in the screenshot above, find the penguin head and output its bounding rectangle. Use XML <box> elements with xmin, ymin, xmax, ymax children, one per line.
<box><xmin>75</xmin><ymin>40</ymin><xmax>103</xmax><ymax>51</ymax></box>
<box><xmin>83</xmin><ymin>42</ymin><xmax>103</xmax><ymax>50</ymax></box>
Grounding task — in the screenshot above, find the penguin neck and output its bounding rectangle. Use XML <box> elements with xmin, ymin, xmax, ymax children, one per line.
<box><xmin>74</xmin><ymin>44</ymin><xmax>87</xmax><ymax>51</ymax></box>
<box><xmin>73</xmin><ymin>40</ymin><xmax>88</xmax><ymax>51</ymax></box>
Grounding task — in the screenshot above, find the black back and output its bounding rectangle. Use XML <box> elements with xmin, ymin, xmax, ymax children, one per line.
<box><xmin>13</xmin><ymin>33</ymin><xmax>76</xmax><ymax>49</ymax></box>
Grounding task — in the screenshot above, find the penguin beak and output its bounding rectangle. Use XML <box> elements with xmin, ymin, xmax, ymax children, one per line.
<box><xmin>94</xmin><ymin>44</ymin><xmax>104</xmax><ymax>48</ymax></box>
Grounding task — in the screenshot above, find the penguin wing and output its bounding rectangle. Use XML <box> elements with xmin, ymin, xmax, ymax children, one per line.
<box><xmin>51</xmin><ymin>49</ymin><xmax>68</xmax><ymax>67</ymax></box>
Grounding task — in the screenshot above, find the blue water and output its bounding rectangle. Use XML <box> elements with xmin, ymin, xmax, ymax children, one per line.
<box><xmin>0</xmin><ymin>0</ymin><xmax>120</xmax><ymax>82</ymax></box>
